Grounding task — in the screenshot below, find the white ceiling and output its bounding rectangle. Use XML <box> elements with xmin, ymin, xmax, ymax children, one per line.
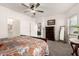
<box><xmin>0</xmin><ymin>3</ymin><xmax>76</xmax><ymax>17</ymax></box>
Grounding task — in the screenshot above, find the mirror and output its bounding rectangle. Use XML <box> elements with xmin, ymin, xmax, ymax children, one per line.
<box><xmin>37</xmin><ymin>23</ymin><xmax>41</xmax><ymax>37</ymax></box>
<box><xmin>59</xmin><ymin>26</ymin><xmax>65</xmax><ymax>41</ymax></box>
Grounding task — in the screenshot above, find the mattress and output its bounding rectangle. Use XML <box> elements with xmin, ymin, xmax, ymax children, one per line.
<box><xmin>0</xmin><ymin>36</ymin><xmax>49</xmax><ymax>56</ymax></box>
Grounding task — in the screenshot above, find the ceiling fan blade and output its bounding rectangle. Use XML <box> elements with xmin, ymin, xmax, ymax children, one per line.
<box><xmin>36</xmin><ymin>3</ymin><xmax>40</xmax><ymax>8</ymax></box>
<box><xmin>21</xmin><ymin>3</ymin><xmax>29</xmax><ymax>8</ymax></box>
<box><xmin>31</xmin><ymin>5</ymin><xmax>34</xmax><ymax>10</ymax></box>
<box><xmin>29</xmin><ymin>3</ymin><xmax>35</xmax><ymax>10</ymax></box>
<box><xmin>36</xmin><ymin>10</ymin><xmax>44</xmax><ymax>13</ymax></box>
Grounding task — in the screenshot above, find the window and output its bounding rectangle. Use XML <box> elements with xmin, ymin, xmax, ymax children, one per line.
<box><xmin>69</xmin><ymin>15</ymin><xmax>78</xmax><ymax>35</ymax></box>
<box><xmin>70</xmin><ymin>15</ymin><xmax>77</xmax><ymax>26</ymax></box>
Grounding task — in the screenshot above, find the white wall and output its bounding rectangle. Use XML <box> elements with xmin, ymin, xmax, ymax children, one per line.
<box><xmin>66</xmin><ymin>4</ymin><xmax>79</xmax><ymax>18</ymax></box>
<box><xmin>65</xmin><ymin>4</ymin><xmax>79</xmax><ymax>26</ymax></box>
<box><xmin>1</xmin><ymin>4</ymin><xmax>76</xmax><ymax>40</ymax></box>
<box><xmin>65</xmin><ymin>4</ymin><xmax>79</xmax><ymax>41</ymax></box>
<box><xmin>35</xmin><ymin>4</ymin><xmax>79</xmax><ymax>41</ymax></box>
<box><xmin>0</xmin><ymin>5</ymin><xmax>37</xmax><ymax>38</ymax></box>
<box><xmin>36</xmin><ymin>14</ymin><xmax>66</xmax><ymax>40</ymax></box>
<box><xmin>20</xmin><ymin>17</ymin><xmax>37</xmax><ymax>37</ymax></box>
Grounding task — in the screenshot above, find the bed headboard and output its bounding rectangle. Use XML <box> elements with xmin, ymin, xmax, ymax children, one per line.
<box><xmin>20</xmin><ymin>35</ymin><xmax>47</xmax><ymax>42</ymax></box>
<box><xmin>31</xmin><ymin>36</ymin><xmax>48</xmax><ymax>42</ymax></box>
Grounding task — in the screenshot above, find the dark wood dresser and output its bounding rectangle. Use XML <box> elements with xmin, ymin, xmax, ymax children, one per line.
<box><xmin>46</xmin><ymin>27</ymin><xmax>55</xmax><ymax>41</ymax></box>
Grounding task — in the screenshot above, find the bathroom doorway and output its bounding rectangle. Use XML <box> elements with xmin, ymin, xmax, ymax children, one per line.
<box><xmin>7</xmin><ymin>18</ymin><xmax>20</xmax><ymax>37</ymax></box>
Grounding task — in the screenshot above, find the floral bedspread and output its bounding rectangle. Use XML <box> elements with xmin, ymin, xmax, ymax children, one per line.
<box><xmin>0</xmin><ymin>36</ymin><xmax>49</xmax><ymax>56</ymax></box>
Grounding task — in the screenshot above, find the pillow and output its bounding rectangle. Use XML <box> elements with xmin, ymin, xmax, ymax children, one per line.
<box><xmin>0</xmin><ymin>43</ymin><xmax>8</xmax><ymax>50</ymax></box>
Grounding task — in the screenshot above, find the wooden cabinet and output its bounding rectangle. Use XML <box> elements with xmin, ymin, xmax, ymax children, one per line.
<box><xmin>46</xmin><ymin>27</ymin><xmax>55</xmax><ymax>41</ymax></box>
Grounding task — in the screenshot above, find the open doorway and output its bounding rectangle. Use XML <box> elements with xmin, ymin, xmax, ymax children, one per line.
<box><xmin>7</xmin><ymin>18</ymin><xmax>20</xmax><ymax>37</ymax></box>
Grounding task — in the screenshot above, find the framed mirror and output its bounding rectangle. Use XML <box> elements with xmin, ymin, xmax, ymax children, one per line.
<box><xmin>59</xmin><ymin>26</ymin><xmax>65</xmax><ymax>42</ymax></box>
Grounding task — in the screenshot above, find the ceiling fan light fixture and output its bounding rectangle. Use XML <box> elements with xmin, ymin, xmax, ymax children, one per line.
<box><xmin>30</xmin><ymin>10</ymin><xmax>36</xmax><ymax>13</ymax></box>
<box><xmin>22</xmin><ymin>3</ymin><xmax>44</xmax><ymax>16</ymax></box>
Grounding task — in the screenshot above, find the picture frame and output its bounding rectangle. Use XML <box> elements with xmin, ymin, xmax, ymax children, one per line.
<box><xmin>47</xmin><ymin>19</ymin><xmax>55</xmax><ymax>25</ymax></box>
<box><xmin>37</xmin><ymin>23</ymin><xmax>41</xmax><ymax>35</ymax></box>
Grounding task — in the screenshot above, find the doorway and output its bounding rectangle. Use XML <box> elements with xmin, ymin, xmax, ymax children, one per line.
<box><xmin>46</xmin><ymin>27</ymin><xmax>55</xmax><ymax>41</ymax></box>
<box><xmin>7</xmin><ymin>18</ymin><xmax>20</xmax><ymax>37</ymax></box>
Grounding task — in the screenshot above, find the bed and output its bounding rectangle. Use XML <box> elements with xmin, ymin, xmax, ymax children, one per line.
<box><xmin>0</xmin><ymin>36</ymin><xmax>49</xmax><ymax>56</ymax></box>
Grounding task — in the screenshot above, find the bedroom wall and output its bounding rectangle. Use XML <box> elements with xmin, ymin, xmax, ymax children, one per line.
<box><xmin>65</xmin><ymin>4</ymin><xmax>79</xmax><ymax>41</ymax></box>
<box><xmin>35</xmin><ymin>4</ymin><xmax>79</xmax><ymax>41</ymax></box>
<box><xmin>36</xmin><ymin>14</ymin><xmax>66</xmax><ymax>40</ymax></box>
<box><xmin>65</xmin><ymin>4</ymin><xmax>79</xmax><ymax>17</ymax></box>
<box><xmin>20</xmin><ymin>17</ymin><xmax>37</xmax><ymax>37</ymax></box>
<box><xmin>0</xmin><ymin>5</ymin><xmax>37</xmax><ymax>38</ymax></box>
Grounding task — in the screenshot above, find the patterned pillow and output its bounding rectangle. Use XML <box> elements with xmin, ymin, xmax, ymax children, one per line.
<box><xmin>0</xmin><ymin>43</ymin><xmax>8</xmax><ymax>50</ymax></box>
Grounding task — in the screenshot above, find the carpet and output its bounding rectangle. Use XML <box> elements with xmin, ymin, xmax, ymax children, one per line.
<box><xmin>47</xmin><ymin>40</ymin><xmax>72</xmax><ymax>56</ymax></box>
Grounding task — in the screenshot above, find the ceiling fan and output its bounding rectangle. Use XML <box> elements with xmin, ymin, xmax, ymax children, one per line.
<box><xmin>21</xmin><ymin>3</ymin><xmax>44</xmax><ymax>16</ymax></box>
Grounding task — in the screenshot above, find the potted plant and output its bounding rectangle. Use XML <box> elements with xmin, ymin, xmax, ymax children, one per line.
<box><xmin>71</xmin><ymin>25</ymin><xmax>79</xmax><ymax>39</ymax></box>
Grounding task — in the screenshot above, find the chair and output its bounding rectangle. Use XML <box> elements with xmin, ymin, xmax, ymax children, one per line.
<box><xmin>69</xmin><ymin>38</ymin><xmax>79</xmax><ymax>56</ymax></box>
